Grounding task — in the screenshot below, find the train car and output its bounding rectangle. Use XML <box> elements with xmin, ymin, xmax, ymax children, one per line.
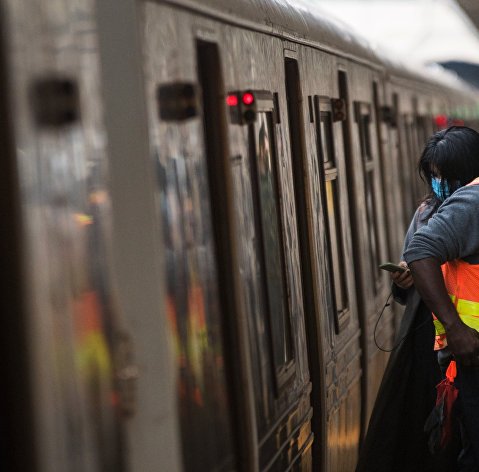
<box><xmin>1</xmin><ymin>0</ymin><xmax>478</xmax><ymax>471</ymax></box>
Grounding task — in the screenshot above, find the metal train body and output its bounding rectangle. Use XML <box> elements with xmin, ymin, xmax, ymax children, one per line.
<box><xmin>1</xmin><ymin>0</ymin><xmax>478</xmax><ymax>471</ymax></box>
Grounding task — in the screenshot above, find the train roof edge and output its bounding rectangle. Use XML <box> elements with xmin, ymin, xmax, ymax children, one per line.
<box><xmin>162</xmin><ymin>0</ymin><xmax>478</xmax><ymax>99</ymax></box>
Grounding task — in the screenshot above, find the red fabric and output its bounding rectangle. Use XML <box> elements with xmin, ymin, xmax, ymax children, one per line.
<box><xmin>436</xmin><ymin>360</ymin><xmax>458</xmax><ymax>448</ymax></box>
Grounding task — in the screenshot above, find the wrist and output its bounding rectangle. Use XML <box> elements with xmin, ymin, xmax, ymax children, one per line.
<box><xmin>444</xmin><ymin>316</ymin><xmax>464</xmax><ymax>332</ymax></box>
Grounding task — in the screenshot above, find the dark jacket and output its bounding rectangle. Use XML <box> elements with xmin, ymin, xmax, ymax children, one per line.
<box><xmin>356</xmin><ymin>200</ymin><xmax>459</xmax><ymax>472</ymax></box>
<box><xmin>355</xmin><ymin>290</ymin><xmax>458</xmax><ymax>472</ymax></box>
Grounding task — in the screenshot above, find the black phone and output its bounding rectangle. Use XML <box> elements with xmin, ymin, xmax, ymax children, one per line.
<box><xmin>379</xmin><ymin>262</ymin><xmax>407</xmax><ymax>273</ymax></box>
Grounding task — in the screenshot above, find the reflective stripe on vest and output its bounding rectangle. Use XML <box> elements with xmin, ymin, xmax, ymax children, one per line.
<box><xmin>433</xmin><ymin>177</ymin><xmax>479</xmax><ymax>349</ymax></box>
<box><xmin>434</xmin><ymin>297</ymin><xmax>479</xmax><ymax>335</ymax></box>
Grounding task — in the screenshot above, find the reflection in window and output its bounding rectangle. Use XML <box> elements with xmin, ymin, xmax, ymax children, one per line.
<box><xmin>253</xmin><ymin>112</ymin><xmax>293</xmax><ymax>372</ymax></box>
<box><xmin>320</xmin><ymin>112</ymin><xmax>334</xmax><ymax>169</ymax></box>
<box><xmin>404</xmin><ymin>119</ymin><xmax>420</xmax><ymax>212</ymax></box>
<box><xmin>318</xmin><ymin>109</ymin><xmax>349</xmax><ymax>320</ymax></box>
<box><xmin>356</xmin><ymin>104</ymin><xmax>381</xmax><ymax>290</ymax></box>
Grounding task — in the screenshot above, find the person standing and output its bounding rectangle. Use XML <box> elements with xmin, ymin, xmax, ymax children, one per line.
<box><xmin>405</xmin><ymin>126</ymin><xmax>479</xmax><ymax>470</ymax></box>
<box><xmin>355</xmin><ymin>127</ymin><xmax>465</xmax><ymax>472</ymax></box>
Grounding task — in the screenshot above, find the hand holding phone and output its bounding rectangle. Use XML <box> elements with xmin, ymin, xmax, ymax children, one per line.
<box><xmin>380</xmin><ymin>261</ymin><xmax>413</xmax><ymax>290</ymax></box>
<box><xmin>379</xmin><ymin>262</ymin><xmax>407</xmax><ymax>273</ymax></box>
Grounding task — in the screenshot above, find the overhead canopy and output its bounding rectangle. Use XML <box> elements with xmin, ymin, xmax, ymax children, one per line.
<box><xmin>315</xmin><ymin>0</ymin><xmax>479</xmax><ymax>65</ymax></box>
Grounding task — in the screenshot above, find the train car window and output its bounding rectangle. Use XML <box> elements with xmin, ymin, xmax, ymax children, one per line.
<box><xmin>416</xmin><ymin>114</ymin><xmax>432</xmax><ymax>199</ymax></box>
<box><xmin>192</xmin><ymin>39</ymin><xmax>237</xmax><ymax>470</ymax></box>
<box><xmin>247</xmin><ymin>93</ymin><xmax>294</xmax><ymax>390</ymax></box>
<box><xmin>416</xmin><ymin>115</ymin><xmax>429</xmax><ymax>154</ymax></box>
<box><xmin>314</xmin><ymin>96</ymin><xmax>349</xmax><ymax>331</ymax></box>
<box><xmin>403</xmin><ymin>114</ymin><xmax>418</xmax><ymax>216</ymax></box>
<box><xmin>394</xmin><ymin>95</ymin><xmax>413</xmax><ymax>229</ymax></box>
<box><xmin>355</xmin><ymin>101</ymin><xmax>381</xmax><ymax>292</ymax></box>
<box><xmin>320</xmin><ymin>111</ymin><xmax>335</xmax><ymax>168</ymax></box>
<box><xmin>372</xmin><ymin>80</ymin><xmax>393</xmax><ymax>261</ymax></box>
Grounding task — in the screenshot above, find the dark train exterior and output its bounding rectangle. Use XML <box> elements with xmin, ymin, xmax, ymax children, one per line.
<box><xmin>2</xmin><ymin>0</ymin><xmax>478</xmax><ymax>471</ymax></box>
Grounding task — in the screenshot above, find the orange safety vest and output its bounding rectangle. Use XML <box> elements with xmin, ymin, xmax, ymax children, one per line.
<box><xmin>434</xmin><ymin>177</ymin><xmax>479</xmax><ymax>350</ymax></box>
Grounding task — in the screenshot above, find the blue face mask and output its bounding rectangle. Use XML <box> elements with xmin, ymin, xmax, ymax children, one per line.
<box><xmin>431</xmin><ymin>177</ymin><xmax>451</xmax><ymax>201</ymax></box>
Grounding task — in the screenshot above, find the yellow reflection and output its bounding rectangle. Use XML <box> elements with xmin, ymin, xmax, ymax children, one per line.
<box><xmin>74</xmin><ymin>212</ymin><xmax>93</xmax><ymax>226</ymax></box>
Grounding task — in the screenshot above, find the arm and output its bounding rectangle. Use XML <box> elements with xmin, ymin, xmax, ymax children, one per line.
<box><xmin>409</xmin><ymin>257</ymin><xmax>479</xmax><ymax>365</ymax></box>
<box><xmin>390</xmin><ymin>207</ymin><xmax>424</xmax><ymax>302</ymax></box>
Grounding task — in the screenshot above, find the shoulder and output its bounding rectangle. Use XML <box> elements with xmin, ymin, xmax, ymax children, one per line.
<box><xmin>426</xmin><ymin>185</ymin><xmax>479</xmax><ymax>233</ymax></box>
<box><xmin>415</xmin><ymin>199</ymin><xmax>437</xmax><ymax>226</ymax></box>
<box><xmin>440</xmin><ymin>184</ymin><xmax>479</xmax><ymax>210</ymax></box>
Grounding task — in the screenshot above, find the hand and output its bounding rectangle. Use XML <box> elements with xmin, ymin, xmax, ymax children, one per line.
<box><xmin>391</xmin><ymin>261</ymin><xmax>413</xmax><ymax>289</ymax></box>
<box><xmin>446</xmin><ymin>320</ymin><xmax>479</xmax><ymax>366</ymax></box>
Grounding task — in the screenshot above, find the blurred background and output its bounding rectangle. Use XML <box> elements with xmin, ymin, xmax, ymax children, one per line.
<box><xmin>315</xmin><ymin>0</ymin><xmax>479</xmax><ymax>88</ymax></box>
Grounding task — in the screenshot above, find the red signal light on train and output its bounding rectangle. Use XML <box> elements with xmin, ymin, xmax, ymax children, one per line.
<box><xmin>435</xmin><ymin>114</ymin><xmax>448</xmax><ymax>128</ymax></box>
<box><xmin>226</xmin><ymin>94</ymin><xmax>239</xmax><ymax>106</ymax></box>
<box><xmin>242</xmin><ymin>92</ymin><xmax>255</xmax><ymax>106</ymax></box>
<box><xmin>226</xmin><ymin>90</ymin><xmax>257</xmax><ymax>124</ymax></box>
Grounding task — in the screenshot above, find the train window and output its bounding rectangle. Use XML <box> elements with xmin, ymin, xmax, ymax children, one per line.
<box><xmin>247</xmin><ymin>93</ymin><xmax>294</xmax><ymax>389</ymax></box>
<box><xmin>416</xmin><ymin>114</ymin><xmax>431</xmax><ymax>199</ymax></box>
<box><xmin>320</xmin><ymin>111</ymin><xmax>335</xmax><ymax>169</ymax></box>
<box><xmin>355</xmin><ymin>101</ymin><xmax>381</xmax><ymax>292</ymax></box>
<box><xmin>403</xmin><ymin>114</ymin><xmax>418</xmax><ymax>216</ymax></box>
<box><xmin>314</xmin><ymin>96</ymin><xmax>349</xmax><ymax>330</ymax></box>
<box><xmin>394</xmin><ymin>94</ymin><xmax>413</xmax><ymax>229</ymax></box>
<box><xmin>416</xmin><ymin>115</ymin><xmax>429</xmax><ymax>148</ymax></box>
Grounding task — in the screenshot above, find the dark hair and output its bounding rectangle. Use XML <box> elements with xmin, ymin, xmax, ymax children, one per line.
<box><xmin>418</xmin><ymin>126</ymin><xmax>479</xmax><ymax>195</ymax></box>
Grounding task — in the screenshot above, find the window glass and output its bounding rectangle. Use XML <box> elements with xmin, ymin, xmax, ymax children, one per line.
<box><xmin>320</xmin><ymin>112</ymin><xmax>335</xmax><ymax>169</ymax></box>
<box><xmin>356</xmin><ymin>105</ymin><xmax>381</xmax><ymax>289</ymax></box>
<box><xmin>253</xmin><ymin>112</ymin><xmax>293</xmax><ymax>369</ymax></box>
<box><xmin>324</xmin><ymin>178</ymin><xmax>348</xmax><ymax>312</ymax></box>
<box><xmin>359</xmin><ymin>115</ymin><xmax>372</xmax><ymax>162</ymax></box>
<box><xmin>318</xmin><ymin>107</ymin><xmax>349</xmax><ymax>323</ymax></box>
<box><xmin>364</xmin><ymin>168</ymin><xmax>380</xmax><ymax>280</ymax></box>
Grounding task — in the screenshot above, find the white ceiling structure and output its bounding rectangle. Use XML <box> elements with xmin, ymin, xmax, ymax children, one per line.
<box><xmin>313</xmin><ymin>0</ymin><xmax>479</xmax><ymax>65</ymax></box>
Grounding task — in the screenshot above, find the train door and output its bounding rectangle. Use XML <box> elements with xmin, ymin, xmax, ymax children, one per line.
<box><xmin>341</xmin><ymin>70</ymin><xmax>391</xmax><ymax>431</ymax></box>
<box><xmin>3</xmin><ymin>0</ymin><xmax>125</xmax><ymax>471</ymax></box>
<box><xmin>0</xmin><ymin>5</ymin><xmax>35</xmax><ymax>470</ymax></box>
<box><xmin>401</xmin><ymin>113</ymin><xmax>419</xmax><ymax>220</ymax></box>
<box><xmin>227</xmin><ymin>81</ymin><xmax>314</xmax><ymax>470</ymax></box>
<box><xmin>247</xmin><ymin>88</ymin><xmax>314</xmax><ymax>470</ymax></box>
<box><xmin>372</xmin><ymin>80</ymin><xmax>406</xmax><ymax>334</ymax></box>
<box><xmin>415</xmin><ymin>101</ymin><xmax>432</xmax><ymax>197</ymax></box>
<box><xmin>408</xmin><ymin>99</ymin><xmax>424</xmax><ymax>205</ymax></box>
<box><xmin>283</xmin><ymin>56</ymin><xmax>326</xmax><ymax>471</ymax></box>
<box><xmin>141</xmin><ymin>4</ymin><xmax>244</xmax><ymax>469</ymax></box>
<box><xmin>196</xmin><ymin>39</ymin><xmax>255</xmax><ymax>470</ymax></box>
<box><xmin>310</xmin><ymin>89</ymin><xmax>362</xmax><ymax>471</ymax></box>
<box><xmin>388</xmin><ymin>92</ymin><xmax>408</xmax><ymax>245</ymax></box>
<box><xmin>395</xmin><ymin>94</ymin><xmax>419</xmax><ymax>228</ymax></box>
<box><xmin>373</xmin><ymin>80</ymin><xmax>401</xmax><ymax>264</ymax></box>
<box><xmin>216</xmin><ymin>40</ymin><xmax>315</xmax><ymax>468</ymax></box>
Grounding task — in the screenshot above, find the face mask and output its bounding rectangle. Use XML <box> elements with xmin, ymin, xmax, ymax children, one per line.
<box><xmin>431</xmin><ymin>177</ymin><xmax>451</xmax><ymax>201</ymax></box>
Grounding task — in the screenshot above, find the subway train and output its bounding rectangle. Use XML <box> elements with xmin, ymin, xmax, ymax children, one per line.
<box><xmin>2</xmin><ymin>0</ymin><xmax>479</xmax><ymax>471</ymax></box>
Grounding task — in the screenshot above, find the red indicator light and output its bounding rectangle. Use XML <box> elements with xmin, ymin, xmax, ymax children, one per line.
<box><xmin>242</xmin><ymin>92</ymin><xmax>255</xmax><ymax>106</ymax></box>
<box><xmin>226</xmin><ymin>94</ymin><xmax>238</xmax><ymax>106</ymax></box>
<box><xmin>435</xmin><ymin>114</ymin><xmax>448</xmax><ymax>128</ymax></box>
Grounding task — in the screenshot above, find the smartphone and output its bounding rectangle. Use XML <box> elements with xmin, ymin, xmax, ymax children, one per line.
<box><xmin>379</xmin><ymin>262</ymin><xmax>407</xmax><ymax>273</ymax></box>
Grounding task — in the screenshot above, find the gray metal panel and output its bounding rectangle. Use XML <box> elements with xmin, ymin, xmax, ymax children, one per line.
<box><xmin>95</xmin><ymin>1</ymin><xmax>182</xmax><ymax>471</ymax></box>
<box><xmin>458</xmin><ymin>0</ymin><xmax>479</xmax><ymax>31</ymax></box>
